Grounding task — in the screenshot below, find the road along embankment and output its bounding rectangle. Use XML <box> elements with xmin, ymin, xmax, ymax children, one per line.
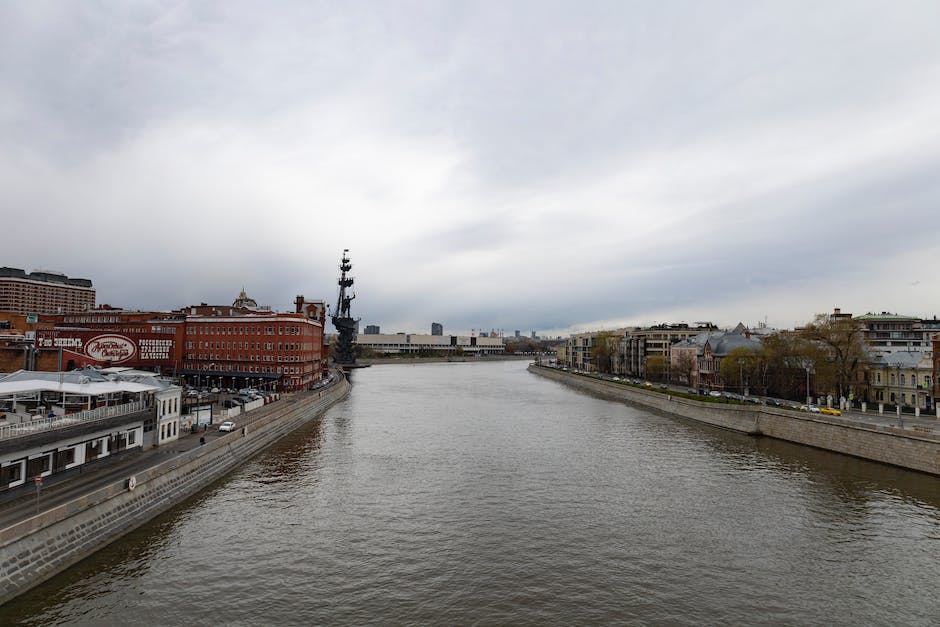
<box><xmin>0</xmin><ymin>375</ymin><xmax>350</xmax><ymax>604</ymax></box>
<box><xmin>529</xmin><ymin>365</ymin><xmax>940</xmax><ymax>477</ymax></box>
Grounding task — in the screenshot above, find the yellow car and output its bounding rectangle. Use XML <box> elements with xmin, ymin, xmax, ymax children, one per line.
<box><xmin>819</xmin><ymin>407</ymin><xmax>842</xmax><ymax>416</ymax></box>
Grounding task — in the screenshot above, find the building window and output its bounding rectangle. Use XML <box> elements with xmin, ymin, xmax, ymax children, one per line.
<box><xmin>27</xmin><ymin>454</ymin><xmax>51</xmax><ymax>477</ymax></box>
<box><xmin>2</xmin><ymin>461</ymin><xmax>24</xmax><ymax>486</ymax></box>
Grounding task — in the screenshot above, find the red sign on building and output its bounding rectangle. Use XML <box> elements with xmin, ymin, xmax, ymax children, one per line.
<box><xmin>35</xmin><ymin>329</ymin><xmax>177</xmax><ymax>367</ymax></box>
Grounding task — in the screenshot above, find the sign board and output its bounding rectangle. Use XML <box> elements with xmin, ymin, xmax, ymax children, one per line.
<box><xmin>34</xmin><ymin>329</ymin><xmax>176</xmax><ymax>366</ymax></box>
<box><xmin>191</xmin><ymin>405</ymin><xmax>213</xmax><ymax>426</ymax></box>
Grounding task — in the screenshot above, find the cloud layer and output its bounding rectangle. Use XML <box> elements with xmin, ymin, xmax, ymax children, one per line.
<box><xmin>2</xmin><ymin>1</ymin><xmax>939</xmax><ymax>336</ymax></box>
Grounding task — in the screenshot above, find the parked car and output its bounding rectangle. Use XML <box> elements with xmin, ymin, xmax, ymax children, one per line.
<box><xmin>820</xmin><ymin>407</ymin><xmax>842</xmax><ymax>416</ymax></box>
<box><xmin>708</xmin><ymin>391</ymin><xmax>722</xmax><ymax>397</ymax></box>
<box><xmin>218</xmin><ymin>421</ymin><xmax>236</xmax><ymax>432</ymax></box>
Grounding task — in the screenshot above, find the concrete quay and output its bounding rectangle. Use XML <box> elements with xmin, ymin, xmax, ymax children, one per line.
<box><xmin>0</xmin><ymin>373</ymin><xmax>350</xmax><ymax>605</ymax></box>
<box><xmin>529</xmin><ymin>364</ymin><xmax>940</xmax><ymax>477</ymax></box>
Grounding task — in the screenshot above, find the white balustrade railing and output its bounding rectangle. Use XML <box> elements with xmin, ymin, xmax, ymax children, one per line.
<box><xmin>0</xmin><ymin>400</ymin><xmax>152</xmax><ymax>441</ymax></box>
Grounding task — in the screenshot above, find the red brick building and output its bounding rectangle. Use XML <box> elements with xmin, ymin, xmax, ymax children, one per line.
<box><xmin>178</xmin><ymin>296</ymin><xmax>327</xmax><ymax>392</ymax></box>
<box><xmin>2</xmin><ymin>293</ymin><xmax>328</xmax><ymax>393</ymax></box>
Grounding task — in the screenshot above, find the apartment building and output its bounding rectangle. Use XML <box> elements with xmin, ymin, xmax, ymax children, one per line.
<box><xmin>0</xmin><ymin>267</ymin><xmax>94</xmax><ymax>315</ymax></box>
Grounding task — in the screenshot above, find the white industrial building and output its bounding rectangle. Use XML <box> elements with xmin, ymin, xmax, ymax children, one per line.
<box><xmin>355</xmin><ymin>333</ymin><xmax>505</xmax><ymax>355</ymax></box>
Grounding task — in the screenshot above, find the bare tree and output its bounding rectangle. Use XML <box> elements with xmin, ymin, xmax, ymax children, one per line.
<box><xmin>799</xmin><ymin>314</ymin><xmax>867</xmax><ymax>400</ymax></box>
<box><xmin>675</xmin><ymin>350</ymin><xmax>697</xmax><ymax>387</ymax></box>
<box><xmin>646</xmin><ymin>355</ymin><xmax>665</xmax><ymax>381</ymax></box>
<box><xmin>593</xmin><ymin>331</ymin><xmax>616</xmax><ymax>374</ymax></box>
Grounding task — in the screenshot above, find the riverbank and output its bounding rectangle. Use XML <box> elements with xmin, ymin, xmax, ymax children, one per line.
<box><xmin>529</xmin><ymin>364</ymin><xmax>940</xmax><ymax>477</ymax></box>
<box><xmin>0</xmin><ymin>374</ymin><xmax>350</xmax><ymax>604</ymax></box>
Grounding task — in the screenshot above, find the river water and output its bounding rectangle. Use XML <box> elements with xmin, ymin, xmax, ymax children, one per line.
<box><xmin>3</xmin><ymin>361</ymin><xmax>940</xmax><ymax>625</ymax></box>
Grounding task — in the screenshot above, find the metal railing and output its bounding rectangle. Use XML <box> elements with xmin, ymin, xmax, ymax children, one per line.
<box><xmin>0</xmin><ymin>400</ymin><xmax>152</xmax><ymax>441</ymax></box>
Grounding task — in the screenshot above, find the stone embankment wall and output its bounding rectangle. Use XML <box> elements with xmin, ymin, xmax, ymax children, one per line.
<box><xmin>0</xmin><ymin>377</ymin><xmax>350</xmax><ymax>604</ymax></box>
<box><xmin>530</xmin><ymin>365</ymin><xmax>940</xmax><ymax>477</ymax></box>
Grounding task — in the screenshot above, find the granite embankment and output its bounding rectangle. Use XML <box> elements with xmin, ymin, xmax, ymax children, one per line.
<box><xmin>530</xmin><ymin>365</ymin><xmax>940</xmax><ymax>477</ymax></box>
<box><xmin>0</xmin><ymin>375</ymin><xmax>350</xmax><ymax>604</ymax></box>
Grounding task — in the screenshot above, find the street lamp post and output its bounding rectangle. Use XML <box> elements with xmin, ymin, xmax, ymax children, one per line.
<box><xmin>804</xmin><ymin>365</ymin><xmax>812</xmax><ymax>406</ymax></box>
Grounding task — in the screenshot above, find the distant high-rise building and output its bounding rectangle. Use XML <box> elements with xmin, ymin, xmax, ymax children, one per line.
<box><xmin>364</xmin><ymin>325</ymin><xmax>380</xmax><ymax>335</ymax></box>
<box><xmin>514</xmin><ymin>330</ymin><xmax>520</xmax><ymax>338</ymax></box>
<box><xmin>531</xmin><ymin>331</ymin><xmax>537</xmax><ymax>339</ymax></box>
<box><xmin>431</xmin><ymin>322</ymin><xmax>443</xmax><ymax>336</ymax></box>
<box><xmin>0</xmin><ymin>267</ymin><xmax>95</xmax><ymax>315</ymax></box>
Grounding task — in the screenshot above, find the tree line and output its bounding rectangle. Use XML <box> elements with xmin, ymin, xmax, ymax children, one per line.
<box><xmin>591</xmin><ymin>315</ymin><xmax>869</xmax><ymax>401</ymax></box>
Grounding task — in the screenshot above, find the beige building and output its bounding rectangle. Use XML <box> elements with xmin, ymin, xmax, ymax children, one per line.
<box><xmin>561</xmin><ymin>331</ymin><xmax>596</xmax><ymax>371</ymax></box>
<box><xmin>0</xmin><ymin>267</ymin><xmax>95</xmax><ymax>315</ymax></box>
<box><xmin>618</xmin><ymin>323</ymin><xmax>717</xmax><ymax>378</ymax></box>
<box><xmin>868</xmin><ymin>351</ymin><xmax>933</xmax><ymax>410</ymax></box>
<box><xmin>560</xmin><ymin>329</ymin><xmax>630</xmax><ymax>372</ymax></box>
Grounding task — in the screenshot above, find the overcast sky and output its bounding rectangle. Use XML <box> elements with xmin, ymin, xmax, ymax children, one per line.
<box><xmin>2</xmin><ymin>1</ymin><xmax>939</xmax><ymax>337</ymax></box>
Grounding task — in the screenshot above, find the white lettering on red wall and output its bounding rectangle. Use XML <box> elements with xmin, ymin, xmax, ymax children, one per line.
<box><xmin>85</xmin><ymin>335</ymin><xmax>137</xmax><ymax>363</ymax></box>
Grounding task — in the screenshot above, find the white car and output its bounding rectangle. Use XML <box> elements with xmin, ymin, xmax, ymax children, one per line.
<box><xmin>218</xmin><ymin>421</ymin><xmax>236</xmax><ymax>432</ymax></box>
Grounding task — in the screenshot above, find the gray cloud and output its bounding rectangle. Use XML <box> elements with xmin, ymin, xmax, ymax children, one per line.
<box><xmin>2</xmin><ymin>1</ymin><xmax>940</xmax><ymax>337</ymax></box>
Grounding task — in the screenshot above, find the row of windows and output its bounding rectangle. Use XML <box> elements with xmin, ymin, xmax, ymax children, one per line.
<box><xmin>874</xmin><ymin>390</ymin><xmax>930</xmax><ymax>406</ymax></box>
<box><xmin>160</xmin><ymin>421</ymin><xmax>178</xmax><ymax>441</ymax></box>
<box><xmin>188</xmin><ymin>341</ymin><xmax>309</xmax><ymax>351</ymax></box>
<box><xmin>186</xmin><ymin>324</ymin><xmax>308</xmax><ymax>337</ymax></box>
<box><xmin>874</xmin><ymin>372</ymin><xmax>932</xmax><ymax>387</ymax></box>
<box><xmin>186</xmin><ymin>353</ymin><xmax>312</xmax><ymax>363</ymax></box>
<box><xmin>63</xmin><ymin>315</ymin><xmax>123</xmax><ymax>324</ymax></box>
<box><xmin>0</xmin><ymin>285</ymin><xmax>93</xmax><ymax>296</ymax></box>
<box><xmin>159</xmin><ymin>397</ymin><xmax>179</xmax><ymax>417</ymax></box>
<box><xmin>183</xmin><ymin>362</ymin><xmax>311</xmax><ymax>375</ymax></box>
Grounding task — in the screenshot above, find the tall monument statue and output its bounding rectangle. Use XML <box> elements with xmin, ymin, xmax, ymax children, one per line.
<box><xmin>331</xmin><ymin>249</ymin><xmax>359</xmax><ymax>365</ymax></box>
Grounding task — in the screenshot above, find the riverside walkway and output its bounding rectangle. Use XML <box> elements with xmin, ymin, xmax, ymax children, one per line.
<box><xmin>0</xmin><ymin>381</ymin><xmax>339</xmax><ymax>531</ymax></box>
<box><xmin>551</xmin><ymin>366</ymin><xmax>940</xmax><ymax>435</ymax></box>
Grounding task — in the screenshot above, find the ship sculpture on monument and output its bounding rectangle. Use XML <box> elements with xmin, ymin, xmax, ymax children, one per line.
<box><xmin>331</xmin><ymin>249</ymin><xmax>360</xmax><ymax>366</ymax></box>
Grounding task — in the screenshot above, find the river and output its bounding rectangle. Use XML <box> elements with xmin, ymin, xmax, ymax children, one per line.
<box><xmin>3</xmin><ymin>361</ymin><xmax>939</xmax><ymax>625</ymax></box>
